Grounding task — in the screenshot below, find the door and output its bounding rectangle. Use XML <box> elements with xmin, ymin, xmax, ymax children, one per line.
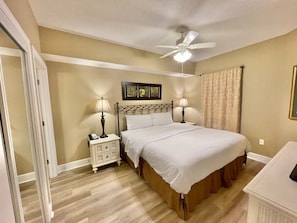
<box><xmin>0</xmin><ymin>1</ymin><xmax>53</xmax><ymax>222</ymax></box>
<box><xmin>0</xmin><ymin>45</ymin><xmax>42</xmax><ymax>222</ymax></box>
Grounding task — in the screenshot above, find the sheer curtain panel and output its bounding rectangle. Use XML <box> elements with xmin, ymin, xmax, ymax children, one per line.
<box><xmin>201</xmin><ymin>66</ymin><xmax>243</xmax><ymax>132</ymax></box>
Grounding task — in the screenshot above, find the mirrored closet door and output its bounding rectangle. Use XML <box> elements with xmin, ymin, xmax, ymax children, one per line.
<box><xmin>0</xmin><ymin>3</ymin><xmax>53</xmax><ymax>221</ymax></box>
<box><xmin>0</xmin><ymin>26</ymin><xmax>44</xmax><ymax>222</ymax></box>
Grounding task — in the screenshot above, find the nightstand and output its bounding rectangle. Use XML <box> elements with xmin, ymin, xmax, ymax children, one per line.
<box><xmin>88</xmin><ymin>134</ymin><xmax>121</xmax><ymax>173</ymax></box>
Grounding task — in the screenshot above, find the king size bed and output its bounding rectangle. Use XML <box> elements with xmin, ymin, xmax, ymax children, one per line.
<box><xmin>116</xmin><ymin>102</ymin><xmax>249</xmax><ymax>220</ymax></box>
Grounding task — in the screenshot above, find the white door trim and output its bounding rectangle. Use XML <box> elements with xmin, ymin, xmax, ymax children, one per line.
<box><xmin>32</xmin><ymin>46</ymin><xmax>58</xmax><ymax>178</ymax></box>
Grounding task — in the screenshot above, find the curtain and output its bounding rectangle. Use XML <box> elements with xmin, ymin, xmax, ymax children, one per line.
<box><xmin>201</xmin><ymin>67</ymin><xmax>243</xmax><ymax>132</ymax></box>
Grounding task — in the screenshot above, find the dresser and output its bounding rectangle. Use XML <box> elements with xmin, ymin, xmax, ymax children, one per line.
<box><xmin>88</xmin><ymin>134</ymin><xmax>121</xmax><ymax>173</ymax></box>
<box><xmin>244</xmin><ymin>141</ymin><xmax>297</xmax><ymax>223</ymax></box>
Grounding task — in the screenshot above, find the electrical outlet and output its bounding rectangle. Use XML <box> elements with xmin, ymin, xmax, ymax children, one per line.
<box><xmin>259</xmin><ymin>139</ymin><xmax>265</xmax><ymax>145</ymax></box>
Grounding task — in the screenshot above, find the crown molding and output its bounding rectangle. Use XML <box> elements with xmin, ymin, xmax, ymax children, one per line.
<box><xmin>42</xmin><ymin>53</ymin><xmax>193</xmax><ymax>78</ymax></box>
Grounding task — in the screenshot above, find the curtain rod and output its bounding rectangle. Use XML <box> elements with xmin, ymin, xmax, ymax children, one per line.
<box><xmin>198</xmin><ymin>64</ymin><xmax>245</xmax><ymax>77</ymax></box>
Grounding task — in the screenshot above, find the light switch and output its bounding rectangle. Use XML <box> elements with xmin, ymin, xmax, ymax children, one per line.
<box><xmin>259</xmin><ymin>139</ymin><xmax>265</xmax><ymax>145</ymax></box>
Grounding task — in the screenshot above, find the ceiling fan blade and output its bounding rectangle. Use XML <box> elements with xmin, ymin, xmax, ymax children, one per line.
<box><xmin>160</xmin><ymin>50</ymin><xmax>178</xmax><ymax>58</ymax></box>
<box><xmin>155</xmin><ymin>45</ymin><xmax>178</xmax><ymax>49</ymax></box>
<box><xmin>188</xmin><ymin>42</ymin><xmax>216</xmax><ymax>49</ymax></box>
<box><xmin>183</xmin><ymin>31</ymin><xmax>199</xmax><ymax>45</ymax></box>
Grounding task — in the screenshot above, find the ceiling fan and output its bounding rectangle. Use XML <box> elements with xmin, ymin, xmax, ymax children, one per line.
<box><xmin>155</xmin><ymin>26</ymin><xmax>216</xmax><ymax>62</ymax></box>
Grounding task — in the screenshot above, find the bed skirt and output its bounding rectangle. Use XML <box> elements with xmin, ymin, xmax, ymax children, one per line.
<box><xmin>121</xmin><ymin>145</ymin><xmax>246</xmax><ymax>220</ymax></box>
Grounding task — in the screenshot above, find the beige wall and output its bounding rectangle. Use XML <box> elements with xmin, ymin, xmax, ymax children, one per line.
<box><xmin>185</xmin><ymin>29</ymin><xmax>297</xmax><ymax>157</ymax></box>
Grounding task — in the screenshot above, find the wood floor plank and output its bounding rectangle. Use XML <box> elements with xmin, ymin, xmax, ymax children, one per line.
<box><xmin>21</xmin><ymin>159</ymin><xmax>265</xmax><ymax>223</ymax></box>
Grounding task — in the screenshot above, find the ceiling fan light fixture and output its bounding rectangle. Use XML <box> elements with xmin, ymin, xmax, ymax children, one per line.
<box><xmin>174</xmin><ymin>49</ymin><xmax>192</xmax><ymax>63</ymax></box>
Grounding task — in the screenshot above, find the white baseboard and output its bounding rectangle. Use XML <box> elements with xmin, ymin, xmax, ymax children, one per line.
<box><xmin>57</xmin><ymin>158</ymin><xmax>91</xmax><ymax>174</ymax></box>
<box><xmin>247</xmin><ymin>152</ymin><xmax>271</xmax><ymax>164</ymax></box>
<box><xmin>18</xmin><ymin>158</ymin><xmax>91</xmax><ymax>184</ymax></box>
<box><xmin>18</xmin><ymin>172</ymin><xmax>36</xmax><ymax>184</ymax></box>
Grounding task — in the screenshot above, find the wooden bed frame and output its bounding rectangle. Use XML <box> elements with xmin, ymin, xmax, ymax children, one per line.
<box><xmin>115</xmin><ymin>102</ymin><xmax>246</xmax><ymax>220</ymax></box>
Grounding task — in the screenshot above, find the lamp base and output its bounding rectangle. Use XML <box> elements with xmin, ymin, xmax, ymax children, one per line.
<box><xmin>181</xmin><ymin>107</ymin><xmax>186</xmax><ymax>124</ymax></box>
<box><xmin>100</xmin><ymin>113</ymin><xmax>108</xmax><ymax>138</ymax></box>
<box><xmin>100</xmin><ymin>133</ymin><xmax>108</xmax><ymax>138</ymax></box>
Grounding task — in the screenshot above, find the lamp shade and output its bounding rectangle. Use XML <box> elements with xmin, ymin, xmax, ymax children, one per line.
<box><xmin>95</xmin><ymin>97</ymin><xmax>111</xmax><ymax>113</ymax></box>
<box><xmin>174</xmin><ymin>49</ymin><xmax>192</xmax><ymax>63</ymax></box>
<box><xmin>179</xmin><ymin>98</ymin><xmax>189</xmax><ymax>107</ymax></box>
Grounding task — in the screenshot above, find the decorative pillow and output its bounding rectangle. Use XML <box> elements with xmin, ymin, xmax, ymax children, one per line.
<box><xmin>151</xmin><ymin>112</ymin><xmax>173</xmax><ymax>126</ymax></box>
<box><xmin>125</xmin><ymin>114</ymin><xmax>152</xmax><ymax>130</ymax></box>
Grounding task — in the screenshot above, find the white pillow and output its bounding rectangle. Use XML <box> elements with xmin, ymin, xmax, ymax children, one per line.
<box><xmin>125</xmin><ymin>114</ymin><xmax>152</xmax><ymax>130</ymax></box>
<box><xmin>151</xmin><ymin>112</ymin><xmax>173</xmax><ymax>126</ymax></box>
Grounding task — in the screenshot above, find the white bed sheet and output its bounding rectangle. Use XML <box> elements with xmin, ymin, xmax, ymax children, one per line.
<box><xmin>121</xmin><ymin>123</ymin><xmax>250</xmax><ymax>194</ymax></box>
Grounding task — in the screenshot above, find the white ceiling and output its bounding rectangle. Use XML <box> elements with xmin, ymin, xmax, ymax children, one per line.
<box><xmin>28</xmin><ymin>0</ymin><xmax>297</xmax><ymax>62</ymax></box>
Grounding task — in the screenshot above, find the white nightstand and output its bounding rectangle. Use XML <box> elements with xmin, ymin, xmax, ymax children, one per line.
<box><xmin>88</xmin><ymin>134</ymin><xmax>121</xmax><ymax>173</ymax></box>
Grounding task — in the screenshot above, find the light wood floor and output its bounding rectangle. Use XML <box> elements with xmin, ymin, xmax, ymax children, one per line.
<box><xmin>21</xmin><ymin>159</ymin><xmax>265</xmax><ymax>223</ymax></box>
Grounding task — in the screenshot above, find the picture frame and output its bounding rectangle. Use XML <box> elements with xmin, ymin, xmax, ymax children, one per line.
<box><xmin>121</xmin><ymin>82</ymin><xmax>162</xmax><ymax>100</ymax></box>
<box><xmin>150</xmin><ymin>85</ymin><xmax>161</xmax><ymax>99</ymax></box>
<box><xmin>138</xmin><ymin>84</ymin><xmax>150</xmax><ymax>98</ymax></box>
<box><xmin>289</xmin><ymin>65</ymin><xmax>297</xmax><ymax>120</ymax></box>
<box><xmin>124</xmin><ymin>82</ymin><xmax>138</xmax><ymax>99</ymax></box>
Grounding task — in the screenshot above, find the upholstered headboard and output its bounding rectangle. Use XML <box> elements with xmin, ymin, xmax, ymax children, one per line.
<box><xmin>115</xmin><ymin>101</ymin><xmax>174</xmax><ymax>136</ymax></box>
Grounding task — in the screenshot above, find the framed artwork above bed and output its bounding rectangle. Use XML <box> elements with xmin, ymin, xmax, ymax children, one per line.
<box><xmin>121</xmin><ymin>82</ymin><xmax>162</xmax><ymax>100</ymax></box>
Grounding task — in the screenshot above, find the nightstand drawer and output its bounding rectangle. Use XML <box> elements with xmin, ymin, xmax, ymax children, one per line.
<box><xmin>110</xmin><ymin>141</ymin><xmax>117</xmax><ymax>150</ymax></box>
<box><xmin>94</xmin><ymin>143</ymin><xmax>109</xmax><ymax>153</ymax></box>
<box><xmin>110</xmin><ymin>150</ymin><xmax>117</xmax><ymax>159</ymax></box>
<box><xmin>96</xmin><ymin>151</ymin><xmax>111</xmax><ymax>162</ymax></box>
<box><xmin>94</xmin><ymin>141</ymin><xmax>118</xmax><ymax>154</ymax></box>
<box><xmin>95</xmin><ymin>150</ymin><xmax>119</xmax><ymax>163</ymax></box>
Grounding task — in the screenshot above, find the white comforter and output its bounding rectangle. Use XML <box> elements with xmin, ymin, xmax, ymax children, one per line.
<box><xmin>121</xmin><ymin>123</ymin><xmax>250</xmax><ymax>194</ymax></box>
